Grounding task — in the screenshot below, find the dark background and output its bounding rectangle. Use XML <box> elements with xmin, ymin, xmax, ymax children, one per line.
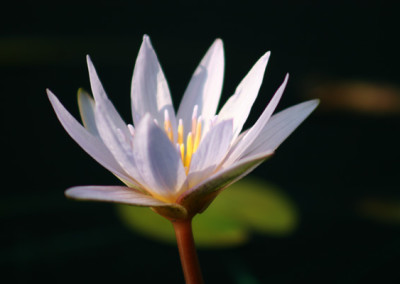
<box><xmin>2</xmin><ymin>1</ymin><xmax>399</xmax><ymax>283</ymax></box>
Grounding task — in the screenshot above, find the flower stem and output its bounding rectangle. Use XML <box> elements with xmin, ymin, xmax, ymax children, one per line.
<box><xmin>172</xmin><ymin>219</ymin><xmax>204</xmax><ymax>284</ymax></box>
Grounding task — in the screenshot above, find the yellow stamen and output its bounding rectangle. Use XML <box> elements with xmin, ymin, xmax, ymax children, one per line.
<box><xmin>193</xmin><ymin>120</ymin><xmax>202</xmax><ymax>152</ymax></box>
<box><xmin>179</xmin><ymin>143</ymin><xmax>185</xmax><ymax>163</ymax></box>
<box><xmin>164</xmin><ymin>119</ymin><xmax>173</xmax><ymax>142</ymax></box>
<box><xmin>185</xmin><ymin>132</ymin><xmax>193</xmax><ymax>170</ymax></box>
<box><xmin>163</xmin><ymin>106</ymin><xmax>203</xmax><ymax>175</ymax></box>
<box><xmin>177</xmin><ymin>119</ymin><xmax>184</xmax><ymax>145</ymax></box>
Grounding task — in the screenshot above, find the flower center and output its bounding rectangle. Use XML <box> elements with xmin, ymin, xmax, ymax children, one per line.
<box><xmin>164</xmin><ymin>106</ymin><xmax>202</xmax><ymax>174</ymax></box>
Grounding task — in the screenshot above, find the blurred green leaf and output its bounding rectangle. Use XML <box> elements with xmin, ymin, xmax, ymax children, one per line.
<box><xmin>357</xmin><ymin>197</ymin><xmax>400</xmax><ymax>224</ymax></box>
<box><xmin>117</xmin><ymin>177</ymin><xmax>298</xmax><ymax>248</ymax></box>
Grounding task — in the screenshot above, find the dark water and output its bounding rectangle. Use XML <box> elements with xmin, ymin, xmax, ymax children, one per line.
<box><xmin>2</xmin><ymin>2</ymin><xmax>399</xmax><ymax>283</ymax></box>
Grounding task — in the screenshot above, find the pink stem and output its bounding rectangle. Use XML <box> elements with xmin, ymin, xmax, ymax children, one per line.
<box><xmin>172</xmin><ymin>219</ymin><xmax>204</xmax><ymax>284</ymax></box>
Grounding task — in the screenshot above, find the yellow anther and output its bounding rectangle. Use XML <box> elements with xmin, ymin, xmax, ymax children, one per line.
<box><xmin>179</xmin><ymin>143</ymin><xmax>185</xmax><ymax>163</ymax></box>
<box><xmin>193</xmin><ymin>120</ymin><xmax>202</xmax><ymax>152</ymax></box>
<box><xmin>177</xmin><ymin>119</ymin><xmax>184</xmax><ymax>145</ymax></box>
<box><xmin>185</xmin><ymin>132</ymin><xmax>193</xmax><ymax>169</ymax></box>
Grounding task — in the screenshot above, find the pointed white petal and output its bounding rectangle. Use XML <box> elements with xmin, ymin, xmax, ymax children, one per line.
<box><xmin>66</xmin><ymin>185</ymin><xmax>175</xmax><ymax>207</ymax></box>
<box><xmin>86</xmin><ymin>55</ymin><xmax>131</xmax><ymax>140</ymax></box>
<box><xmin>131</xmin><ymin>35</ymin><xmax>177</xmax><ymax>137</ymax></box>
<box><xmin>93</xmin><ymin>101</ymin><xmax>145</xmax><ymax>185</ymax></box>
<box><xmin>217</xmin><ymin>52</ymin><xmax>270</xmax><ymax>139</ymax></box>
<box><xmin>243</xmin><ymin>99</ymin><xmax>320</xmax><ymax>158</ymax></box>
<box><xmin>86</xmin><ymin>57</ymin><xmax>146</xmax><ymax>186</ymax></box>
<box><xmin>178</xmin><ymin>151</ymin><xmax>273</xmax><ymax>214</ymax></box>
<box><xmin>77</xmin><ymin>88</ymin><xmax>100</xmax><ymax>137</ymax></box>
<box><xmin>47</xmin><ymin>90</ymin><xmax>135</xmax><ymax>184</ymax></box>
<box><xmin>188</xmin><ymin>119</ymin><xmax>233</xmax><ymax>187</ymax></box>
<box><xmin>133</xmin><ymin>115</ymin><xmax>186</xmax><ymax>199</ymax></box>
<box><xmin>177</xmin><ymin>39</ymin><xmax>224</xmax><ymax>137</ymax></box>
<box><xmin>222</xmin><ymin>74</ymin><xmax>288</xmax><ymax>166</ymax></box>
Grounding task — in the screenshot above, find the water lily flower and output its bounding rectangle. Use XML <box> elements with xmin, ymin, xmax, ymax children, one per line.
<box><xmin>47</xmin><ymin>35</ymin><xmax>318</xmax><ymax>220</ymax></box>
<box><xmin>48</xmin><ymin>35</ymin><xmax>319</xmax><ymax>284</ymax></box>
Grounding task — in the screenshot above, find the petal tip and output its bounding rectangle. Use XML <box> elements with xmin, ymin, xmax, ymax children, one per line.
<box><xmin>263</xmin><ymin>51</ymin><xmax>271</xmax><ymax>60</ymax></box>
<box><xmin>213</xmin><ymin>38</ymin><xmax>223</xmax><ymax>48</ymax></box>
<box><xmin>284</xmin><ymin>73</ymin><xmax>290</xmax><ymax>80</ymax></box>
<box><xmin>312</xmin><ymin>98</ymin><xmax>321</xmax><ymax>107</ymax></box>
<box><xmin>77</xmin><ymin>87</ymin><xmax>84</xmax><ymax>96</ymax></box>
<box><xmin>279</xmin><ymin>74</ymin><xmax>289</xmax><ymax>87</ymax></box>
<box><xmin>255</xmin><ymin>51</ymin><xmax>271</xmax><ymax>69</ymax></box>
<box><xmin>77</xmin><ymin>88</ymin><xmax>93</xmax><ymax>105</ymax></box>
<box><xmin>46</xmin><ymin>89</ymin><xmax>58</xmax><ymax>103</ymax></box>
<box><xmin>86</xmin><ymin>55</ymin><xmax>95</xmax><ymax>71</ymax></box>
<box><xmin>142</xmin><ymin>34</ymin><xmax>152</xmax><ymax>48</ymax></box>
<box><xmin>64</xmin><ymin>187</ymin><xmax>77</xmax><ymax>199</ymax></box>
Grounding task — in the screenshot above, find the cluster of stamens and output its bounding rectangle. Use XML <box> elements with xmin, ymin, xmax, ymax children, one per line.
<box><xmin>164</xmin><ymin>106</ymin><xmax>202</xmax><ymax>174</ymax></box>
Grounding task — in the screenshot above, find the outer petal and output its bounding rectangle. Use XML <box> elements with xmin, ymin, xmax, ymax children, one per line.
<box><xmin>242</xmin><ymin>99</ymin><xmax>320</xmax><ymax>158</ymax></box>
<box><xmin>77</xmin><ymin>88</ymin><xmax>100</xmax><ymax>137</ymax></box>
<box><xmin>131</xmin><ymin>35</ymin><xmax>177</xmax><ymax>137</ymax></box>
<box><xmin>47</xmin><ymin>90</ymin><xmax>135</xmax><ymax>184</ymax></box>
<box><xmin>93</xmin><ymin>101</ymin><xmax>144</xmax><ymax>186</ymax></box>
<box><xmin>133</xmin><ymin>115</ymin><xmax>186</xmax><ymax>200</ymax></box>
<box><xmin>86</xmin><ymin>56</ymin><xmax>147</xmax><ymax>186</ymax></box>
<box><xmin>217</xmin><ymin>51</ymin><xmax>270</xmax><ymax>139</ymax></box>
<box><xmin>187</xmin><ymin>119</ymin><xmax>233</xmax><ymax>188</ymax></box>
<box><xmin>222</xmin><ymin>74</ymin><xmax>288</xmax><ymax>166</ymax></box>
<box><xmin>177</xmin><ymin>39</ymin><xmax>224</xmax><ymax>138</ymax></box>
<box><xmin>87</xmin><ymin>55</ymin><xmax>131</xmax><ymax>141</ymax></box>
<box><xmin>178</xmin><ymin>152</ymin><xmax>273</xmax><ymax>215</ymax></box>
<box><xmin>66</xmin><ymin>185</ymin><xmax>183</xmax><ymax>208</ymax></box>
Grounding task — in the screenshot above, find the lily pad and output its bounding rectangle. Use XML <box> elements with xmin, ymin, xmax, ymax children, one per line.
<box><xmin>117</xmin><ymin>177</ymin><xmax>298</xmax><ymax>248</ymax></box>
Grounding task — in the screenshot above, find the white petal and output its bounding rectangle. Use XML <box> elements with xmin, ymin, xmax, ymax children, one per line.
<box><xmin>77</xmin><ymin>88</ymin><xmax>100</xmax><ymax>137</ymax></box>
<box><xmin>217</xmin><ymin>51</ymin><xmax>270</xmax><ymax>139</ymax></box>
<box><xmin>222</xmin><ymin>74</ymin><xmax>288</xmax><ymax>166</ymax></box>
<box><xmin>47</xmin><ymin>90</ymin><xmax>135</xmax><ymax>184</ymax></box>
<box><xmin>132</xmin><ymin>115</ymin><xmax>186</xmax><ymax>199</ymax></box>
<box><xmin>86</xmin><ymin>55</ymin><xmax>131</xmax><ymax>141</ymax></box>
<box><xmin>178</xmin><ymin>151</ymin><xmax>273</xmax><ymax>213</ymax></box>
<box><xmin>86</xmin><ymin>57</ymin><xmax>146</xmax><ymax>185</ymax></box>
<box><xmin>93</xmin><ymin>101</ymin><xmax>144</xmax><ymax>185</ymax></box>
<box><xmin>187</xmin><ymin>119</ymin><xmax>233</xmax><ymax>187</ymax></box>
<box><xmin>177</xmin><ymin>39</ymin><xmax>224</xmax><ymax>137</ymax></box>
<box><xmin>65</xmin><ymin>185</ymin><xmax>174</xmax><ymax>207</ymax></box>
<box><xmin>131</xmin><ymin>35</ymin><xmax>177</xmax><ymax>137</ymax></box>
<box><xmin>243</xmin><ymin>99</ymin><xmax>320</xmax><ymax>158</ymax></box>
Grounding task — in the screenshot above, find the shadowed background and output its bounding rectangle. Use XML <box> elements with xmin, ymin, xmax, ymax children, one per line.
<box><xmin>2</xmin><ymin>1</ymin><xmax>399</xmax><ymax>283</ymax></box>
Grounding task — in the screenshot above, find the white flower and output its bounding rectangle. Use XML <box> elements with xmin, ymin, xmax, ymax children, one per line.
<box><xmin>47</xmin><ymin>35</ymin><xmax>318</xmax><ymax>220</ymax></box>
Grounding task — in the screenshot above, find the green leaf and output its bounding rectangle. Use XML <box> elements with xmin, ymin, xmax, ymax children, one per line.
<box><xmin>117</xmin><ymin>177</ymin><xmax>298</xmax><ymax>248</ymax></box>
<box><xmin>357</xmin><ymin>197</ymin><xmax>400</xmax><ymax>224</ymax></box>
